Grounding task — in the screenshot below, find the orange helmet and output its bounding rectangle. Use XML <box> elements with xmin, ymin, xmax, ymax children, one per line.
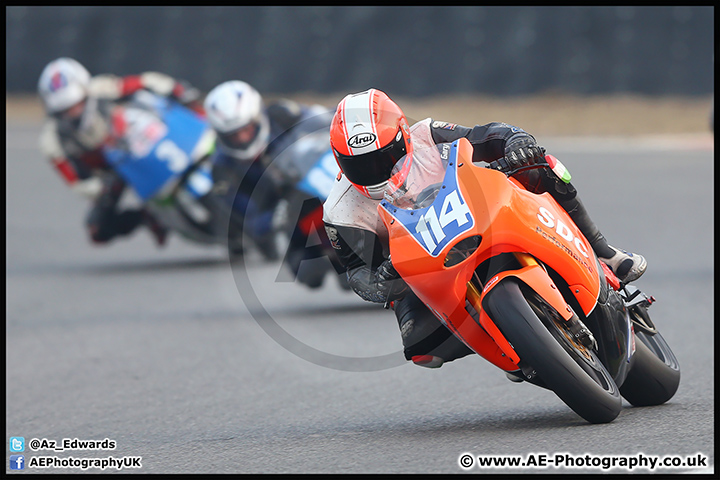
<box><xmin>330</xmin><ymin>89</ymin><xmax>413</xmax><ymax>199</ymax></box>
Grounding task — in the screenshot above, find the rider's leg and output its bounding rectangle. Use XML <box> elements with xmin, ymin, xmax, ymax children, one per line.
<box><xmin>86</xmin><ymin>177</ymin><xmax>166</xmax><ymax>246</ymax></box>
<box><xmin>515</xmin><ymin>168</ymin><xmax>647</xmax><ymax>283</ymax></box>
<box><xmin>393</xmin><ymin>292</ymin><xmax>475</xmax><ymax>368</ymax></box>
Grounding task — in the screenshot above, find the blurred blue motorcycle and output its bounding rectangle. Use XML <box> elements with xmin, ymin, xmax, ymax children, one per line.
<box><xmin>102</xmin><ymin>90</ymin><xmax>245</xmax><ymax>253</ymax></box>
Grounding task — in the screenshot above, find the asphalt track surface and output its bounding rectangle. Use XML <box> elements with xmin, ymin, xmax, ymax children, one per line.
<box><xmin>6</xmin><ymin>121</ymin><xmax>714</xmax><ymax>474</ymax></box>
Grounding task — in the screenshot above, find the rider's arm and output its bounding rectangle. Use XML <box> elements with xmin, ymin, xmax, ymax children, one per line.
<box><xmin>324</xmin><ymin>222</ymin><xmax>406</xmax><ymax>303</ymax></box>
<box><xmin>88</xmin><ymin>72</ymin><xmax>202</xmax><ymax>110</ymax></box>
<box><xmin>429</xmin><ymin>119</ymin><xmax>549</xmax><ymax>191</ymax></box>
<box><xmin>429</xmin><ymin>120</ymin><xmax>538</xmax><ymax>164</ymax></box>
<box><xmin>39</xmin><ymin>122</ymin><xmax>103</xmax><ymax>198</ymax></box>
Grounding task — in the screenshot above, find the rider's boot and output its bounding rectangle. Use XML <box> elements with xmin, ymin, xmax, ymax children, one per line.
<box><xmin>597</xmin><ymin>245</ymin><xmax>647</xmax><ymax>284</ymax></box>
<box><xmin>394</xmin><ymin>293</ymin><xmax>474</xmax><ymax>369</ymax></box>
<box><xmin>142</xmin><ymin>210</ymin><xmax>168</xmax><ymax>247</ymax></box>
<box><xmin>254</xmin><ymin>232</ymin><xmax>279</xmax><ymax>262</ymax></box>
<box><xmin>411</xmin><ymin>355</ymin><xmax>445</xmax><ymax>369</ymax></box>
<box><xmin>520</xmin><ymin>168</ymin><xmax>647</xmax><ymax>283</ymax></box>
<box><xmin>555</xmin><ymin>188</ymin><xmax>646</xmax><ymax>284</ymax></box>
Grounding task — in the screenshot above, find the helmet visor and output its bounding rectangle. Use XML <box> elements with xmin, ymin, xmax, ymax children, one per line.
<box><xmin>335</xmin><ymin>129</ymin><xmax>407</xmax><ymax>187</ymax></box>
<box><xmin>50</xmin><ymin>98</ymin><xmax>86</xmax><ymax>121</ymax></box>
<box><xmin>218</xmin><ymin>121</ymin><xmax>260</xmax><ymax>151</ymax></box>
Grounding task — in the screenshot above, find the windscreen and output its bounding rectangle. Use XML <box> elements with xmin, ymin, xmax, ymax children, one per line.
<box><xmin>383</xmin><ymin>143</ymin><xmax>451</xmax><ymax>209</ymax></box>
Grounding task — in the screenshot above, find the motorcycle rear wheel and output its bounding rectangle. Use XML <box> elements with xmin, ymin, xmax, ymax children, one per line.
<box><xmin>484</xmin><ymin>278</ymin><xmax>622</xmax><ymax>424</ymax></box>
<box><xmin>620</xmin><ymin>330</ymin><xmax>680</xmax><ymax>407</ymax></box>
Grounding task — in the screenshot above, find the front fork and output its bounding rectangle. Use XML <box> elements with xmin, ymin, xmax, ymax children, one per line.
<box><xmin>474</xmin><ymin>252</ymin><xmax>644</xmax><ymax>386</ymax></box>
<box><xmin>512</xmin><ymin>253</ymin><xmax>598</xmax><ymax>351</ymax></box>
<box><xmin>467</xmin><ymin>252</ymin><xmax>598</xmax><ymax>371</ymax></box>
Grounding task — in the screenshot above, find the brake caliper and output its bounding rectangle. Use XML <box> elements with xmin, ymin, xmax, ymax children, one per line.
<box><xmin>566</xmin><ymin>313</ymin><xmax>598</xmax><ymax>351</ymax></box>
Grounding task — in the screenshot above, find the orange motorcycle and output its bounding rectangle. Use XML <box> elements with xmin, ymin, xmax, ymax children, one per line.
<box><xmin>378</xmin><ymin>138</ymin><xmax>680</xmax><ymax>424</ymax></box>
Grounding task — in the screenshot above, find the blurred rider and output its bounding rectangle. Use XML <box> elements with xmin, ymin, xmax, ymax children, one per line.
<box><xmin>37</xmin><ymin>57</ymin><xmax>203</xmax><ymax>246</ymax></box>
<box><xmin>204</xmin><ymin>80</ymin><xmax>343</xmax><ymax>288</ymax></box>
<box><xmin>323</xmin><ymin>88</ymin><xmax>648</xmax><ymax>369</ymax></box>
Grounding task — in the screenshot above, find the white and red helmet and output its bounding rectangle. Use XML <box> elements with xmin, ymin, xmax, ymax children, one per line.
<box><xmin>37</xmin><ymin>57</ymin><xmax>91</xmax><ymax>115</ymax></box>
<box><xmin>330</xmin><ymin>89</ymin><xmax>413</xmax><ymax>200</ymax></box>
<box><xmin>203</xmin><ymin>80</ymin><xmax>270</xmax><ymax>161</ymax></box>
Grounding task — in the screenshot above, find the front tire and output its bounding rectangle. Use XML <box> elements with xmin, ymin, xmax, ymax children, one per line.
<box><xmin>484</xmin><ymin>279</ymin><xmax>622</xmax><ymax>424</ymax></box>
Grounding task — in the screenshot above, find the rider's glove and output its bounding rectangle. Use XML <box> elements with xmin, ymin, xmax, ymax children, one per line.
<box><xmin>171</xmin><ymin>80</ymin><xmax>200</xmax><ymax>103</ymax></box>
<box><xmin>499</xmin><ymin>133</ymin><xmax>546</xmax><ymax>173</ymax></box>
<box><xmin>171</xmin><ymin>80</ymin><xmax>203</xmax><ymax>113</ymax></box>
<box><xmin>377</xmin><ymin>257</ymin><xmax>399</xmax><ymax>282</ymax></box>
<box><xmin>346</xmin><ymin>258</ymin><xmax>409</xmax><ymax>304</ymax></box>
<box><xmin>376</xmin><ymin>258</ymin><xmax>409</xmax><ymax>302</ymax></box>
<box><xmin>70</xmin><ymin>176</ymin><xmax>104</xmax><ymax>199</ymax></box>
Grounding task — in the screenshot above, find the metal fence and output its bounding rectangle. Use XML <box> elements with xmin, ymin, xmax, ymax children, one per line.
<box><xmin>6</xmin><ymin>6</ymin><xmax>714</xmax><ymax>97</ymax></box>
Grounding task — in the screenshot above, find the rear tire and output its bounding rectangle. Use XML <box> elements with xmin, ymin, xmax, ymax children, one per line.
<box><xmin>484</xmin><ymin>279</ymin><xmax>622</xmax><ymax>424</ymax></box>
<box><xmin>620</xmin><ymin>330</ymin><xmax>680</xmax><ymax>406</ymax></box>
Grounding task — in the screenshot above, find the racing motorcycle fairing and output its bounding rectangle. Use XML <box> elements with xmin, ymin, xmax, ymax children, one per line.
<box><xmin>103</xmin><ymin>93</ymin><xmax>215</xmax><ymax>201</ymax></box>
<box><xmin>378</xmin><ymin>138</ymin><xmax>603</xmax><ymax>371</ymax></box>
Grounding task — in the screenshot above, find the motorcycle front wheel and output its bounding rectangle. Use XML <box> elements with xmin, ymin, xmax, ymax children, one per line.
<box><xmin>484</xmin><ymin>278</ymin><xmax>622</xmax><ymax>424</ymax></box>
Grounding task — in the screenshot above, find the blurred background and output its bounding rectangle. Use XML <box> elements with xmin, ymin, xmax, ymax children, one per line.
<box><xmin>6</xmin><ymin>6</ymin><xmax>714</xmax><ymax>136</ymax></box>
<box><xmin>5</xmin><ymin>6</ymin><xmax>714</xmax><ymax>96</ymax></box>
